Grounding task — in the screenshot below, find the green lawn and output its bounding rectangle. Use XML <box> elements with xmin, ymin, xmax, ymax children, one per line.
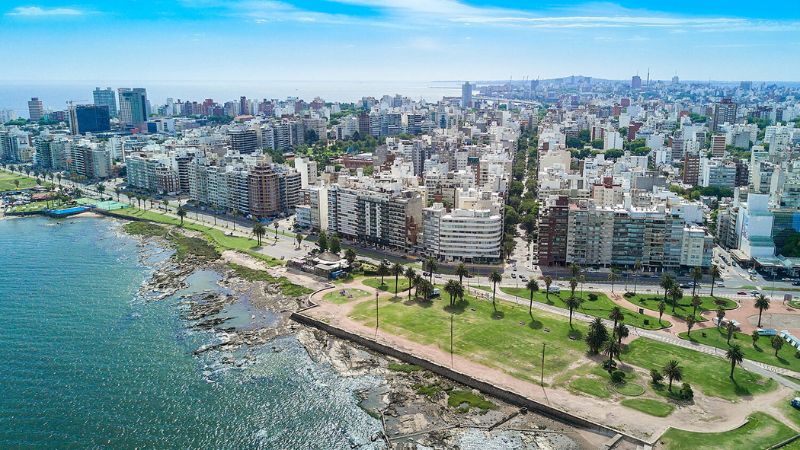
<box><xmin>625</xmin><ymin>293</ymin><xmax>736</xmax><ymax>322</ymax></box>
<box><xmin>447</xmin><ymin>389</ymin><xmax>497</xmax><ymax>411</ymax></box>
<box><xmin>323</xmin><ymin>288</ymin><xmax>370</xmax><ymax>304</ymax></box>
<box><xmin>0</xmin><ymin>170</ymin><xmax>38</xmax><ymax>192</ymax></box>
<box><xmin>614</xmin><ymin>382</ymin><xmax>645</xmax><ymax>396</ymax></box>
<box><xmin>624</xmin><ymin>338</ymin><xmax>776</xmax><ymax>401</ymax></box>
<box><xmin>658</xmin><ymin>413</ymin><xmax>796</xmax><ymax>450</ymax></box>
<box><xmin>9</xmin><ymin>199</ymin><xmax>70</xmax><ymax>213</ymax></box>
<box><xmin>363</xmin><ymin>277</ymin><xmax>411</xmax><ymax>294</ymax></box>
<box><xmin>569</xmin><ymin>377</ymin><xmax>611</xmax><ymax>398</ymax></box>
<box><xmin>114</xmin><ymin>207</ymin><xmax>283</xmax><ymax>266</ymax></box>
<box><xmin>679</xmin><ymin>327</ymin><xmax>800</xmax><ymax>372</ymax></box>
<box><xmin>350</xmin><ymin>286</ymin><xmax>592</xmax><ymax>384</ymax></box>
<box><xmin>621</xmin><ymin>398</ymin><xmax>674</xmax><ymax>417</ymax></box>
<box><xmin>501</xmin><ymin>287</ymin><xmax>669</xmax><ymax>330</ymax></box>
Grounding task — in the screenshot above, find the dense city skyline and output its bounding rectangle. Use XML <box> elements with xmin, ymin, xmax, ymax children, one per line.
<box><xmin>2</xmin><ymin>1</ymin><xmax>800</xmax><ymax>82</ymax></box>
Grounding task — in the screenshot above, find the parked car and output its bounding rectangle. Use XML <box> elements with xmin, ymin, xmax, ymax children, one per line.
<box><xmin>737</xmin><ymin>291</ymin><xmax>748</xmax><ymax>295</ymax></box>
<box><xmin>547</xmin><ymin>286</ymin><xmax>561</xmax><ymax>294</ymax></box>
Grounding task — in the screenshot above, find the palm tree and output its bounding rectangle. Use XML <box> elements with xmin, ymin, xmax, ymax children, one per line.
<box><xmin>586</xmin><ymin>318</ymin><xmax>608</xmax><ymax>354</ymax></box>
<box><xmin>391</xmin><ymin>263</ymin><xmax>403</xmax><ymax>296</ymax></box>
<box><xmin>658</xmin><ymin>301</ymin><xmax>666</xmax><ymax>324</ymax></box>
<box><xmin>726</xmin><ymin>344</ymin><xmax>744</xmax><ymax>379</ymax></box>
<box><xmin>377</xmin><ymin>261</ymin><xmax>389</xmax><ymax>286</ymax></box>
<box><xmin>725</xmin><ymin>321</ymin><xmax>736</xmax><ymax>345</ymax></box>
<box><xmin>604</xmin><ymin>340</ymin><xmax>621</xmax><ymax>367</ymax></box>
<box><xmin>412</xmin><ymin>274</ymin><xmax>423</xmax><ymax>300</ymax></box>
<box><xmin>660</xmin><ymin>273</ymin><xmax>675</xmax><ymax>304</ymax></box>
<box><xmin>709</xmin><ymin>265</ymin><xmax>721</xmax><ymax>297</ymax></box>
<box><xmin>444</xmin><ymin>279</ymin><xmax>460</xmax><ymax>307</ymax></box>
<box><xmin>253</xmin><ymin>223</ymin><xmax>266</xmax><ymax>246</ymax></box>
<box><xmin>616</xmin><ymin>324</ymin><xmax>629</xmax><ymax>346</ymax></box>
<box><xmin>424</xmin><ymin>257</ymin><xmax>437</xmax><ymax>284</ymax></box>
<box><xmin>691</xmin><ymin>296</ymin><xmax>703</xmax><ymax>319</ymax></box>
<box><xmin>96</xmin><ymin>183</ymin><xmax>105</xmax><ymax>198</ymax></box>
<box><xmin>489</xmin><ymin>271</ymin><xmax>502</xmax><ymax>311</ymax></box>
<box><xmin>404</xmin><ymin>267</ymin><xmax>416</xmax><ymax>301</ymax></box>
<box><xmin>176</xmin><ymin>207</ymin><xmax>187</xmax><ymax>225</ymax></box>
<box><xmin>751</xmin><ymin>330</ymin><xmax>760</xmax><ymax>347</ymax></box>
<box><xmin>56</xmin><ymin>173</ymin><xmax>62</xmax><ymax>186</ymax></box>
<box><xmin>691</xmin><ymin>266</ymin><xmax>703</xmax><ymax>296</ymax></box>
<box><xmin>345</xmin><ymin>248</ymin><xmax>356</xmax><ymax>265</ymax></box>
<box><xmin>544</xmin><ymin>276</ymin><xmax>553</xmax><ymax>302</ymax></box>
<box><xmin>161</xmin><ymin>199</ymin><xmax>169</xmax><ymax>213</ymax></box>
<box><xmin>230</xmin><ymin>209</ymin><xmax>238</xmax><ymax>232</ymax></box>
<box><xmin>13</xmin><ymin>179</ymin><xmax>20</xmax><ymax>190</ymax></box>
<box><xmin>771</xmin><ymin>335</ymin><xmax>784</xmax><ymax>357</ymax></box>
<box><xmin>526</xmin><ymin>279</ymin><xmax>539</xmax><ymax>316</ymax></box>
<box><xmin>755</xmin><ymin>294</ymin><xmax>770</xmax><ymax>328</ymax></box>
<box><xmin>686</xmin><ymin>316</ymin><xmax>696</xmax><ymax>337</ymax></box>
<box><xmin>569</xmin><ymin>263</ymin><xmax>581</xmax><ymax>279</ymax></box>
<box><xmin>565</xmin><ymin>295</ymin><xmax>582</xmax><ymax>328</ymax></box>
<box><xmin>632</xmin><ymin>259</ymin><xmax>642</xmax><ymax>294</ymax></box>
<box><xmin>608</xmin><ymin>271</ymin><xmax>620</xmax><ymax>293</ymax></box>
<box><xmin>669</xmin><ymin>285</ymin><xmax>683</xmax><ymax>314</ymax></box>
<box><xmin>569</xmin><ymin>277</ymin><xmax>578</xmax><ymax>298</ymax></box>
<box><xmin>273</xmin><ymin>221</ymin><xmax>279</xmax><ymax>238</ymax></box>
<box><xmin>114</xmin><ymin>187</ymin><xmax>121</xmax><ymax>202</ymax></box>
<box><xmin>455</xmin><ymin>263</ymin><xmax>469</xmax><ymax>286</ymax></box>
<box><xmin>663</xmin><ymin>360</ymin><xmax>683</xmax><ymax>392</ymax></box>
<box><xmin>295</xmin><ymin>233</ymin><xmax>304</xmax><ymax>249</ymax></box>
<box><xmin>609</xmin><ymin>307</ymin><xmax>624</xmax><ymax>340</ymax></box>
<box><xmin>716</xmin><ymin>307</ymin><xmax>726</xmax><ymax>329</ymax></box>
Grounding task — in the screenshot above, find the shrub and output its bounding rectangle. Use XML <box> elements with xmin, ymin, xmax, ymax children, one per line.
<box><xmin>795</xmin><ymin>351</ymin><xmax>800</xmax><ymax>359</ymax></box>
<box><xmin>611</xmin><ymin>370</ymin><xmax>626</xmax><ymax>384</ymax></box>
<box><xmin>650</xmin><ymin>368</ymin><xmax>663</xmax><ymax>384</ymax></box>
<box><xmin>603</xmin><ymin>359</ymin><xmax>618</xmax><ymax>373</ymax></box>
<box><xmin>588</xmin><ymin>293</ymin><xmax>598</xmax><ymax>301</ymax></box>
<box><xmin>623</xmin><ymin>292</ymin><xmax>635</xmax><ymax>298</ymax></box>
<box><xmin>678</xmin><ymin>382</ymin><xmax>694</xmax><ymax>400</ymax></box>
<box><xmin>643</xmin><ymin>319</ymin><xmax>650</xmax><ymax>326</ymax></box>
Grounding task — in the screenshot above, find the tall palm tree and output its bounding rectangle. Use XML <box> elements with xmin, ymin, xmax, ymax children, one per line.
<box><xmin>404</xmin><ymin>267</ymin><xmax>416</xmax><ymax>302</ymax></box>
<box><xmin>377</xmin><ymin>261</ymin><xmax>389</xmax><ymax>285</ymax></box>
<box><xmin>391</xmin><ymin>263</ymin><xmax>403</xmax><ymax>296</ymax></box>
<box><xmin>716</xmin><ymin>307</ymin><xmax>726</xmax><ymax>329</ymax></box>
<box><xmin>616</xmin><ymin>324</ymin><xmax>629</xmax><ymax>346</ymax></box>
<box><xmin>569</xmin><ymin>277</ymin><xmax>578</xmax><ymax>298</ymax></box>
<box><xmin>230</xmin><ymin>209</ymin><xmax>238</xmax><ymax>232</ymax></box>
<box><xmin>96</xmin><ymin>183</ymin><xmax>105</xmax><ymax>198</ymax></box>
<box><xmin>691</xmin><ymin>296</ymin><xmax>703</xmax><ymax>319</ymax></box>
<box><xmin>709</xmin><ymin>265</ymin><xmax>721</xmax><ymax>297</ymax></box>
<box><xmin>526</xmin><ymin>279</ymin><xmax>539</xmax><ymax>316</ymax></box>
<box><xmin>632</xmin><ymin>259</ymin><xmax>642</xmax><ymax>294</ymax></box>
<box><xmin>604</xmin><ymin>340</ymin><xmax>621</xmax><ymax>367</ymax></box>
<box><xmin>608</xmin><ymin>271</ymin><xmax>620</xmax><ymax>293</ymax></box>
<box><xmin>455</xmin><ymin>263</ymin><xmax>469</xmax><ymax>287</ymax></box>
<box><xmin>444</xmin><ymin>279</ymin><xmax>460</xmax><ymax>307</ymax></box>
<box><xmin>273</xmin><ymin>221</ymin><xmax>279</xmax><ymax>238</ymax></box>
<box><xmin>253</xmin><ymin>223</ymin><xmax>266</xmax><ymax>246</ymax></box>
<box><xmin>544</xmin><ymin>276</ymin><xmax>553</xmax><ymax>302</ymax></box>
<box><xmin>424</xmin><ymin>257</ymin><xmax>437</xmax><ymax>284</ymax></box>
<box><xmin>569</xmin><ymin>263</ymin><xmax>581</xmax><ymax>279</ymax></box>
<box><xmin>686</xmin><ymin>316</ymin><xmax>696</xmax><ymax>337</ymax></box>
<box><xmin>609</xmin><ymin>307</ymin><xmax>624</xmax><ymax>339</ymax></box>
<box><xmin>663</xmin><ymin>360</ymin><xmax>683</xmax><ymax>392</ymax></box>
<box><xmin>726</xmin><ymin>344</ymin><xmax>744</xmax><ymax>379</ymax></box>
<box><xmin>565</xmin><ymin>295</ymin><xmax>582</xmax><ymax>328</ymax></box>
<box><xmin>691</xmin><ymin>266</ymin><xmax>703</xmax><ymax>296</ymax></box>
<box><xmin>114</xmin><ymin>187</ymin><xmax>121</xmax><ymax>202</ymax></box>
<box><xmin>489</xmin><ymin>271</ymin><xmax>502</xmax><ymax>311</ymax></box>
<box><xmin>755</xmin><ymin>294</ymin><xmax>770</xmax><ymax>328</ymax></box>
<box><xmin>669</xmin><ymin>285</ymin><xmax>683</xmax><ymax>314</ymax></box>
<box><xmin>586</xmin><ymin>318</ymin><xmax>608</xmax><ymax>354</ymax></box>
<box><xmin>772</xmin><ymin>335</ymin><xmax>784</xmax><ymax>357</ymax></box>
<box><xmin>660</xmin><ymin>273</ymin><xmax>675</xmax><ymax>304</ymax></box>
<box><xmin>658</xmin><ymin>301</ymin><xmax>666</xmax><ymax>324</ymax></box>
<box><xmin>177</xmin><ymin>207</ymin><xmax>187</xmax><ymax>225</ymax></box>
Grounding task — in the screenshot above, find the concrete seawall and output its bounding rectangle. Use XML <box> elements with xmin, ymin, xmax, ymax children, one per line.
<box><xmin>290</xmin><ymin>310</ymin><xmax>650</xmax><ymax>447</ymax></box>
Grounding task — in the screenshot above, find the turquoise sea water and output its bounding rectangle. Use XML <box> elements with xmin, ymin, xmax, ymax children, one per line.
<box><xmin>0</xmin><ymin>217</ymin><xmax>382</xmax><ymax>449</ymax></box>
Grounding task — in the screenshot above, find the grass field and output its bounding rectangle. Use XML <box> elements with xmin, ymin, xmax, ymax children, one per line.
<box><xmin>363</xmin><ymin>277</ymin><xmax>411</xmax><ymax>294</ymax></box>
<box><xmin>569</xmin><ymin>377</ymin><xmax>611</xmax><ymax>398</ymax></box>
<box><xmin>679</xmin><ymin>327</ymin><xmax>800</xmax><ymax>372</ymax></box>
<box><xmin>114</xmin><ymin>207</ymin><xmax>283</xmax><ymax>266</ymax></box>
<box><xmin>621</xmin><ymin>398</ymin><xmax>674</xmax><ymax>417</ymax></box>
<box><xmin>0</xmin><ymin>170</ymin><xmax>38</xmax><ymax>192</ymax></box>
<box><xmin>500</xmin><ymin>287</ymin><xmax>669</xmax><ymax>330</ymax></box>
<box><xmin>350</xmin><ymin>286</ymin><xmax>591</xmax><ymax>384</ymax></box>
<box><xmin>227</xmin><ymin>263</ymin><xmax>312</xmax><ymax>297</ymax></box>
<box><xmin>625</xmin><ymin>293</ymin><xmax>736</xmax><ymax>322</ymax></box>
<box><xmin>658</xmin><ymin>413</ymin><xmax>796</xmax><ymax>450</ymax></box>
<box><xmin>8</xmin><ymin>199</ymin><xmax>70</xmax><ymax>213</ymax></box>
<box><xmin>323</xmin><ymin>288</ymin><xmax>370</xmax><ymax>304</ymax></box>
<box><xmin>624</xmin><ymin>338</ymin><xmax>776</xmax><ymax>401</ymax></box>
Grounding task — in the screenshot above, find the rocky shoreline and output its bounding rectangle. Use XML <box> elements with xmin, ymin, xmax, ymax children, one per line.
<box><xmin>131</xmin><ymin>226</ymin><xmax>605</xmax><ymax>449</ymax></box>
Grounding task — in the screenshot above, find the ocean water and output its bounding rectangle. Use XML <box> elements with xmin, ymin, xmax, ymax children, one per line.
<box><xmin>0</xmin><ymin>217</ymin><xmax>383</xmax><ymax>449</ymax></box>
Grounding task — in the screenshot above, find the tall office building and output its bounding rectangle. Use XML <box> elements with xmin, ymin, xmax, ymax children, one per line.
<box><xmin>712</xmin><ymin>98</ymin><xmax>737</xmax><ymax>132</ymax></box>
<box><xmin>93</xmin><ymin>87</ymin><xmax>118</xmax><ymax>117</ymax></box>
<box><xmin>118</xmin><ymin>88</ymin><xmax>148</xmax><ymax>131</ymax></box>
<box><xmin>631</xmin><ymin>75</ymin><xmax>642</xmax><ymax>90</ymax></box>
<box><xmin>68</xmin><ymin>104</ymin><xmax>111</xmax><ymax>135</ymax></box>
<box><xmin>228</xmin><ymin>128</ymin><xmax>258</xmax><ymax>154</ymax></box>
<box><xmin>28</xmin><ymin>97</ymin><xmax>44</xmax><ymax>121</ymax></box>
<box><xmin>461</xmin><ymin>81</ymin><xmax>473</xmax><ymax>108</ymax></box>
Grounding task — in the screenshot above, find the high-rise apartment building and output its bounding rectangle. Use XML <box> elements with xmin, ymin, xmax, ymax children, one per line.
<box><xmin>248</xmin><ymin>163</ymin><xmax>281</xmax><ymax>218</ymax></box>
<box><xmin>461</xmin><ymin>82</ymin><xmax>473</xmax><ymax>108</ymax></box>
<box><xmin>93</xmin><ymin>87</ymin><xmax>118</xmax><ymax>117</ymax></box>
<box><xmin>631</xmin><ymin>75</ymin><xmax>642</xmax><ymax>90</ymax></box>
<box><xmin>683</xmin><ymin>152</ymin><xmax>700</xmax><ymax>186</ymax></box>
<box><xmin>228</xmin><ymin>128</ymin><xmax>258</xmax><ymax>154</ymax></box>
<box><xmin>28</xmin><ymin>97</ymin><xmax>44</xmax><ymax>121</ymax></box>
<box><xmin>118</xmin><ymin>88</ymin><xmax>148</xmax><ymax>131</ymax></box>
<box><xmin>68</xmin><ymin>105</ymin><xmax>111</xmax><ymax>135</ymax></box>
<box><xmin>712</xmin><ymin>98</ymin><xmax>737</xmax><ymax>132</ymax></box>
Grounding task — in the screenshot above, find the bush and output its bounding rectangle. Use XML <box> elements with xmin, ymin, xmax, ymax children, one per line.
<box><xmin>643</xmin><ymin>319</ymin><xmax>650</xmax><ymax>326</ymax></box>
<box><xmin>678</xmin><ymin>382</ymin><xmax>694</xmax><ymax>400</ymax></box>
<box><xmin>603</xmin><ymin>359</ymin><xmax>618</xmax><ymax>373</ymax></box>
<box><xmin>650</xmin><ymin>368</ymin><xmax>663</xmax><ymax>384</ymax></box>
<box><xmin>588</xmin><ymin>293</ymin><xmax>598</xmax><ymax>301</ymax></box>
<box><xmin>795</xmin><ymin>351</ymin><xmax>800</xmax><ymax>359</ymax></box>
<box><xmin>611</xmin><ymin>370</ymin><xmax>626</xmax><ymax>384</ymax></box>
<box><xmin>623</xmin><ymin>292</ymin><xmax>635</xmax><ymax>298</ymax></box>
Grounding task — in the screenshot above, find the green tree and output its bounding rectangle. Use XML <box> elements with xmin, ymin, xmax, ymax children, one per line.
<box><xmin>526</xmin><ymin>279</ymin><xmax>539</xmax><ymax>316</ymax></box>
<box><xmin>489</xmin><ymin>271</ymin><xmax>502</xmax><ymax>312</ymax></box>
<box><xmin>543</xmin><ymin>276</ymin><xmax>553</xmax><ymax>302</ymax></box>
<box><xmin>329</xmin><ymin>236</ymin><xmax>341</xmax><ymax>254</ymax></box>
<box><xmin>669</xmin><ymin>285</ymin><xmax>683</xmax><ymax>314</ymax></box>
<box><xmin>424</xmin><ymin>257</ymin><xmax>437</xmax><ymax>284</ymax></box>
<box><xmin>295</xmin><ymin>233</ymin><xmax>304</xmax><ymax>249</ymax></box>
<box><xmin>444</xmin><ymin>279</ymin><xmax>463</xmax><ymax>307</ymax></box>
<box><xmin>317</xmin><ymin>230</ymin><xmax>328</xmax><ymax>252</ymax></box>
<box><xmin>604</xmin><ymin>340</ymin><xmax>621</xmax><ymax>367</ymax></box>
<box><xmin>751</xmin><ymin>330</ymin><xmax>760</xmax><ymax>347</ymax></box>
<box><xmin>176</xmin><ymin>206</ymin><xmax>187</xmax><ymax>225</ymax></box>
<box><xmin>391</xmin><ymin>263</ymin><xmax>403</xmax><ymax>296</ymax></box>
<box><xmin>686</xmin><ymin>316</ymin><xmax>696</xmax><ymax>337</ymax></box>
<box><xmin>404</xmin><ymin>267</ymin><xmax>416</xmax><ymax>302</ymax></box>
<box><xmin>691</xmin><ymin>295</ymin><xmax>703</xmax><ymax>319</ymax></box>
<box><xmin>609</xmin><ymin>307</ymin><xmax>624</xmax><ymax>340</ymax></box>
<box><xmin>631</xmin><ymin>260</ymin><xmax>642</xmax><ymax>294</ymax></box>
<box><xmin>663</xmin><ymin>360</ymin><xmax>683</xmax><ymax>392</ymax></box>
<box><xmin>771</xmin><ymin>335</ymin><xmax>784</xmax><ymax>357</ymax></box>
<box><xmin>726</xmin><ymin>321</ymin><xmax>736</xmax><ymax>345</ymax></box>
<box><xmin>755</xmin><ymin>294</ymin><xmax>770</xmax><ymax>328</ymax></box>
<box><xmin>252</xmin><ymin>223</ymin><xmax>266</xmax><ymax>246</ymax></box>
<box><xmin>455</xmin><ymin>263</ymin><xmax>469</xmax><ymax>286</ymax></box>
<box><xmin>345</xmin><ymin>248</ymin><xmax>356</xmax><ymax>265</ymax></box>
<box><xmin>608</xmin><ymin>271</ymin><xmax>620</xmax><ymax>293</ymax></box>
<box><xmin>660</xmin><ymin>273</ymin><xmax>675</xmax><ymax>304</ymax></box>
<box><xmin>565</xmin><ymin>295</ymin><xmax>583</xmax><ymax>328</ymax></box>
<box><xmin>716</xmin><ymin>307</ymin><xmax>726</xmax><ymax>329</ymax></box>
<box><xmin>691</xmin><ymin>266</ymin><xmax>703</xmax><ymax>296</ymax></box>
<box><xmin>585</xmin><ymin>318</ymin><xmax>608</xmax><ymax>354</ymax></box>
<box><xmin>726</xmin><ymin>344</ymin><xmax>744</xmax><ymax>379</ymax></box>
<box><xmin>377</xmin><ymin>261</ymin><xmax>389</xmax><ymax>285</ymax></box>
<box><xmin>658</xmin><ymin>301</ymin><xmax>666</xmax><ymax>324</ymax></box>
<box><xmin>709</xmin><ymin>265</ymin><xmax>721</xmax><ymax>297</ymax></box>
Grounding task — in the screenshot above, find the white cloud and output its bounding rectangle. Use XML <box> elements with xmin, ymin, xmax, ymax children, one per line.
<box><xmin>7</xmin><ymin>6</ymin><xmax>84</xmax><ymax>17</ymax></box>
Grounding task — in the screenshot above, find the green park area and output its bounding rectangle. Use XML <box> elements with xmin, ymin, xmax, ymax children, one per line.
<box><xmin>658</xmin><ymin>412</ymin><xmax>796</xmax><ymax>450</ymax></box>
<box><xmin>363</xmin><ymin>277</ymin><xmax>411</xmax><ymax>294</ymax></box>
<box><xmin>499</xmin><ymin>286</ymin><xmax>669</xmax><ymax>330</ymax></box>
<box><xmin>0</xmin><ymin>170</ymin><xmax>37</xmax><ymax>192</ymax></box>
<box><xmin>8</xmin><ymin>199</ymin><xmax>70</xmax><ymax>213</ymax></box>
<box><xmin>323</xmin><ymin>288</ymin><xmax>370</xmax><ymax>304</ymax></box>
<box><xmin>227</xmin><ymin>263</ymin><xmax>311</xmax><ymax>297</ymax></box>
<box><xmin>679</xmin><ymin>327</ymin><xmax>800</xmax><ymax>372</ymax></box>
<box><xmin>114</xmin><ymin>207</ymin><xmax>283</xmax><ymax>266</ymax></box>
<box><xmin>625</xmin><ymin>293</ymin><xmax>736</xmax><ymax>322</ymax></box>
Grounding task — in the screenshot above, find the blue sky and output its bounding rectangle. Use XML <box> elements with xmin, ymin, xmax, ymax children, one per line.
<box><xmin>2</xmin><ymin>1</ymin><xmax>799</xmax><ymax>82</ymax></box>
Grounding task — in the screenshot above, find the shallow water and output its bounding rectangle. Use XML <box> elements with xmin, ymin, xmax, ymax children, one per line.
<box><xmin>0</xmin><ymin>216</ymin><xmax>384</xmax><ymax>449</ymax></box>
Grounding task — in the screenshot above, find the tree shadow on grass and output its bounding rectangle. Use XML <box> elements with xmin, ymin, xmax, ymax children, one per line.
<box><xmin>389</xmin><ymin>296</ymin><xmax>403</xmax><ymax>303</ymax></box>
<box><xmin>732</xmin><ymin>379</ymin><xmax>753</xmax><ymax>397</ymax></box>
<box><xmin>491</xmin><ymin>310</ymin><xmax>505</xmax><ymax>320</ymax></box>
<box><xmin>528</xmin><ymin>319</ymin><xmax>543</xmax><ymax>330</ymax></box>
<box><xmin>568</xmin><ymin>329</ymin><xmax>583</xmax><ymax>340</ymax></box>
<box><xmin>444</xmin><ymin>302</ymin><xmax>469</xmax><ymax>315</ymax></box>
